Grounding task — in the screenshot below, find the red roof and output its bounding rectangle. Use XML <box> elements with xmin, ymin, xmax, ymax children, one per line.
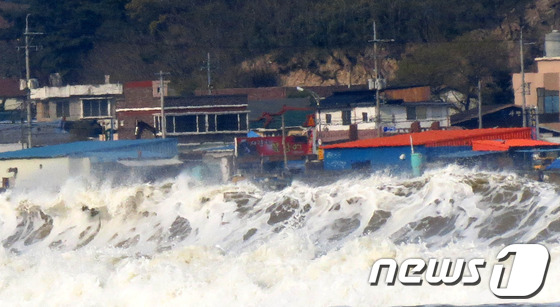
<box><xmin>322</xmin><ymin>128</ymin><xmax>533</xmax><ymax>149</ymax></box>
<box><xmin>472</xmin><ymin>139</ymin><xmax>560</xmax><ymax>151</ymax></box>
<box><xmin>0</xmin><ymin>79</ymin><xmax>25</xmax><ymax>97</ymax></box>
<box><xmin>124</xmin><ymin>81</ymin><xmax>153</xmax><ymax>88</ymax></box>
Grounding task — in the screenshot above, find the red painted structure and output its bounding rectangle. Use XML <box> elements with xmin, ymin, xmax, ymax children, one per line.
<box><xmin>236</xmin><ymin>136</ymin><xmax>310</xmax><ymax>157</ymax></box>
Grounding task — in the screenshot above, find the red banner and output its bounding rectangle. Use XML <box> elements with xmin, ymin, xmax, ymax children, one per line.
<box><xmin>236</xmin><ymin>136</ymin><xmax>310</xmax><ymax>157</ymax></box>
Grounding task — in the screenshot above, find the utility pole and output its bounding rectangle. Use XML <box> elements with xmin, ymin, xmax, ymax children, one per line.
<box><xmin>281</xmin><ymin>112</ymin><xmax>288</xmax><ymax>171</ymax></box>
<box><xmin>22</xmin><ymin>14</ymin><xmax>43</xmax><ymax>148</ymax></box>
<box><xmin>368</xmin><ymin>21</ymin><xmax>394</xmax><ymax>137</ymax></box>
<box><xmin>520</xmin><ymin>28</ymin><xmax>527</xmax><ymax>128</ymax></box>
<box><xmin>535</xmin><ymin>106</ymin><xmax>540</xmax><ymax>140</ymax></box>
<box><xmin>156</xmin><ymin>70</ymin><xmax>170</xmax><ymax>138</ymax></box>
<box><xmin>207</xmin><ymin>52</ymin><xmax>212</xmax><ymax>95</ymax></box>
<box><xmin>296</xmin><ymin>86</ymin><xmax>321</xmax><ymax>155</ymax></box>
<box><xmin>478</xmin><ymin>79</ymin><xmax>482</xmax><ymax>129</ymax></box>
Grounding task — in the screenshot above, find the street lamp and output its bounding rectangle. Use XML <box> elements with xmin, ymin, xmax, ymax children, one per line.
<box><xmin>297</xmin><ymin>86</ymin><xmax>321</xmax><ymax>155</ymax></box>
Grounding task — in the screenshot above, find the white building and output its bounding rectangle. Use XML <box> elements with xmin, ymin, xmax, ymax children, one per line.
<box><xmin>30</xmin><ymin>79</ymin><xmax>123</xmax><ymax>131</ymax></box>
<box><xmin>317</xmin><ymin>86</ymin><xmax>451</xmax><ymax>142</ymax></box>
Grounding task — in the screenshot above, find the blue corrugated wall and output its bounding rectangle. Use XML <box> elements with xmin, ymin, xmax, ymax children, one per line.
<box><xmin>323</xmin><ymin>145</ymin><xmax>471</xmax><ymax>171</ymax></box>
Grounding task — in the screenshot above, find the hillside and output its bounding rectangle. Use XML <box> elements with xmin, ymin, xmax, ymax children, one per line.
<box><xmin>0</xmin><ymin>0</ymin><xmax>559</xmax><ymax>109</ymax></box>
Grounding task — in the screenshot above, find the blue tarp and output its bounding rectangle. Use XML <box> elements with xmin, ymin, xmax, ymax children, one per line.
<box><xmin>546</xmin><ymin>159</ymin><xmax>560</xmax><ymax>170</ymax></box>
<box><xmin>247</xmin><ymin>131</ymin><xmax>260</xmax><ymax>138</ymax></box>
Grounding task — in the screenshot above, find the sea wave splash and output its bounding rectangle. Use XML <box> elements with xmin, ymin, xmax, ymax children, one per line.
<box><xmin>0</xmin><ymin>165</ymin><xmax>558</xmax><ymax>306</ymax></box>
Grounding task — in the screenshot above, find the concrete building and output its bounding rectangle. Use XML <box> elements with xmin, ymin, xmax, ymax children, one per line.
<box><xmin>31</xmin><ymin>79</ymin><xmax>124</xmax><ymax>134</ymax></box>
<box><xmin>512</xmin><ymin>30</ymin><xmax>560</xmax><ymax>123</ymax></box>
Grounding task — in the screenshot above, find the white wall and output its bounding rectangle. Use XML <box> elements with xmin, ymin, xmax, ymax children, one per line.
<box><xmin>45</xmin><ymin>98</ymin><xmax>112</xmax><ymax>121</ymax></box>
<box><xmin>4</xmin><ymin>98</ymin><xmax>23</xmax><ymax>111</ymax></box>
<box><xmin>0</xmin><ymin>157</ymin><xmax>91</xmax><ymax>189</ymax></box>
<box><xmin>384</xmin><ymin>105</ymin><xmax>449</xmax><ymax>130</ymax></box>
<box><xmin>318</xmin><ymin>105</ymin><xmax>449</xmax><ymax>132</ymax></box>
<box><xmin>31</xmin><ymin>84</ymin><xmax>123</xmax><ymax>99</ymax></box>
<box><xmin>0</xmin><ymin>144</ymin><xmax>24</xmax><ymax>153</ymax></box>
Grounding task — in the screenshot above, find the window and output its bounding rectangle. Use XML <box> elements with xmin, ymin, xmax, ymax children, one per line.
<box><xmin>217</xmin><ymin>114</ymin><xmax>238</xmax><ymax>131</ymax></box>
<box><xmin>406</xmin><ymin>106</ymin><xmax>427</xmax><ymax>120</ymax></box>
<box><xmin>56</xmin><ymin>101</ymin><xmax>70</xmax><ymax>118</ymax></box>
<box><xmin>42</xmin><ymin>102</ymin><xmax>50</xmax><ymax>118</ymax></box>
<box><xmin>208</xmin><ymin>115</ymin><xmax>216</xmax><ymax>131</ymax></box>
<box><xmin>239</xmin><ymin>113</ymin><xmax>248</xmax><ymax>131</ymax></box>
<box><xmin>197</xmin><ymin>115</ymin><xmax>206</xmax><ymax>132</ymax></box>
<box><xmin>82</xmin><ymin>99</ymin><xmax>109</xmax><ymax>117</ymax></box>
<box><xmin>545</xmin><ymin>95</ymin><xmax>560</xmax><ymax>113</ymax></box>
<box><xmin>406</xmin><ymin>107</ymin><xmax>416</xmax><ymax>120</ymax></box>
<box><xmin>163</xmin><ymin>113</ymin><xmax>246</xmax><ymax>134</ymax></box>
<box><xmin>165</xmin><ymin>116</ymin><xmax>174</xmax><ymax>133</ymax></box>
<box><xmin>175</xmin><ymin>115</ymin><xmax>197</xmax><ymax>132</ymax></box>
<box><xmin>538</xmin><ymin>88</ymin><xmax>560</xmax><ymax>114</ymax></box>
<box><xmin>325</xmin><ymin>114</ymin><xmax>332</xmax><ymax>124</ymax></box>
<box><xmin>342</xmin><ymin>110</ymin><xmax>351</xmax><ymax>125</ymax></box>
<box><xmin>362</xmin><ymin>112</ymin><xmax>368</xmax><ymax>122</ymax></box>
<box><xmin>432</xmin><ymin>107</ymin><xmax>443</xmax><ymax>118</ymax></box>
<box><xmin>416</xmin><ymin>107</ymin><xmax>427</xmax><ymax>119</ymax></box>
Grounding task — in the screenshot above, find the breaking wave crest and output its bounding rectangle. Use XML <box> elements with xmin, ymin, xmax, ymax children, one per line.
<box><xmin>0</xmin><ymin>165</ymin><xmax>559</xmax><ymax>306</ymax></box>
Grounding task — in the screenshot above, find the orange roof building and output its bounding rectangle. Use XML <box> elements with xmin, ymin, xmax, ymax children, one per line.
<box><xmin>320</xmin><ymin>127</ymin><xmax>554</xmax><ymax>171</ymax></box>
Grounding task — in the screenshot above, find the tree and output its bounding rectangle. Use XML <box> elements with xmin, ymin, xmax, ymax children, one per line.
<box><xmin>395</xmin><ymin>33</ymin><xmax>511</xmax><ymax>111</ymax></box>
<box><xmin>26</xmin><ymin>0</ymin><xmax>130</xmax><ymax>83</ymax></box>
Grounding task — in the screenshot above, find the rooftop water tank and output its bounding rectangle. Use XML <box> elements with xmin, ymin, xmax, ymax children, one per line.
<box><xmin>545</xmin><ymin>30</ymin><xmax>560</xmax><ymax>57</ymax></box>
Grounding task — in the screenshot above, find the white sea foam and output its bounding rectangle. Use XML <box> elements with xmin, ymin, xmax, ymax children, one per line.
<box><xmin>0</xmin><ymin>165</ymin><xmax>558</xmax><ymax>306</ymax></box>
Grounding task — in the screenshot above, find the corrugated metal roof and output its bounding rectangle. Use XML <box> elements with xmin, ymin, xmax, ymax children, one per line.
<box><xmin>322</xmin><ymin>128</ymin><xmax>532</xmax><ymax>149</ymax></box>
<box><xmin>0</xmin><ymin>138</ymin><xmax>177</xmax><ymax>160</ymax></box>
<box><xmin>472</xmin><ymin>139</ymin><xmax>560</xmax><ymax>151</ymax></box>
